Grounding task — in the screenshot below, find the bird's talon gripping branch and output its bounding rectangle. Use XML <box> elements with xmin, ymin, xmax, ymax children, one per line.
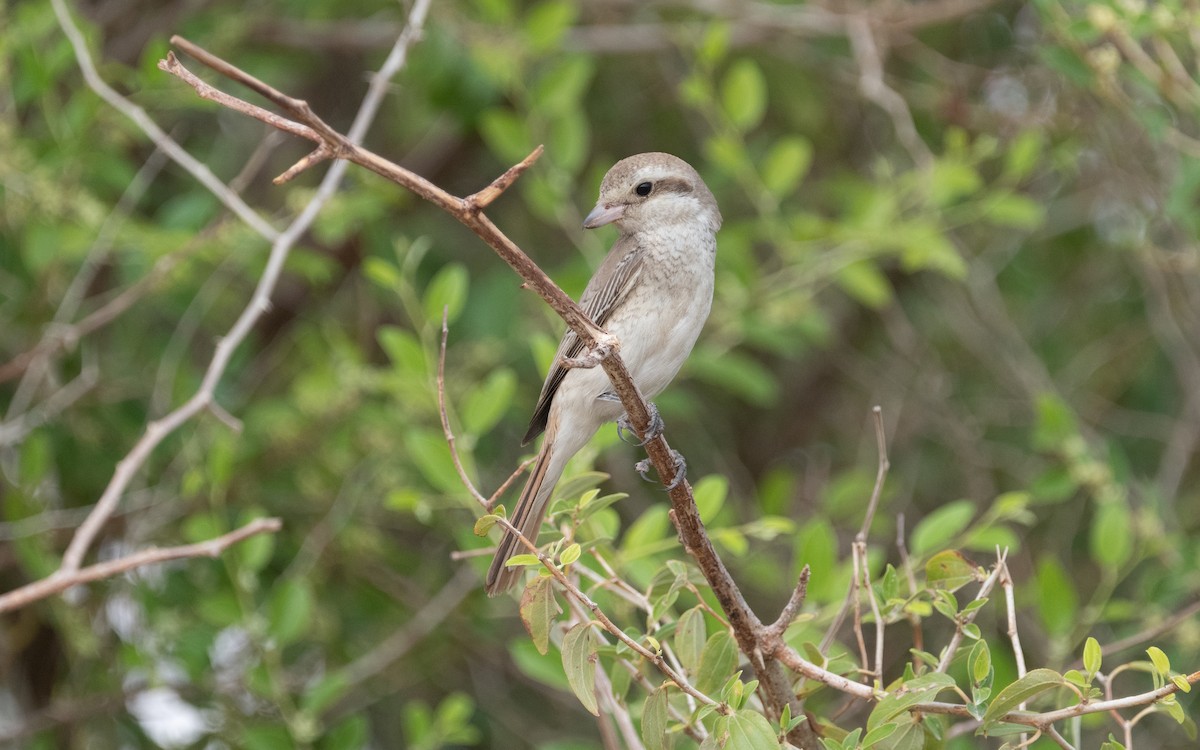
<box><xmin>634</xmin><ymin>449</ymin><xmax>687</xmax><ymax>490</ymax></box>
<box><xmin>616</xmin><ymin>402</ymin><xmax>663</xmax><ymax>446</ymax></box>
<box><xmin>664</xmin><ymin>450</ymin><xmax>687</xmax><ymax>491</ymax></box>
<box><xmin>635</xmin><ymin>458</ymin><xmax>654</xmax><ymax>482</ymax></box>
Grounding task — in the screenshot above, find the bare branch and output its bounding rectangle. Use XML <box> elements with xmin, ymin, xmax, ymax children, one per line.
<box><xmin>846</xmin><ymin>14</ymin><xmax>934</xmax><ymax>171</ymax></box>
<box><xmin>437</xmin><ymin>308</ymin><xmax>491</xmax><ymax>509</ymax></box>
<box><xmin>52</xmin><ymin>0</ymin><xmax>434</xmax><ymax>577</ymax></box>
<box><xmin>0</xmin><ymin>518</ymin><xmax>282</xmax><ymax>614</ymax></box>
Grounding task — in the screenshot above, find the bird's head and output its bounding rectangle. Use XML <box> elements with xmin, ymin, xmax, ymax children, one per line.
<box><xmin>583</xmin><ymin>152</ymin><xmax>721</xmax><ymax>235</ymax></box>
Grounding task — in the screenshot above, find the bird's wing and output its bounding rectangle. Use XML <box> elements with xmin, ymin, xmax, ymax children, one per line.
<box><xmin>522</xmin><ymin>236</ymin><xmax>646</xmax><ymax>445</ymax></box>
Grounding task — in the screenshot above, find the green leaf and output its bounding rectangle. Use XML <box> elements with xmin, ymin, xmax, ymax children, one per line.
<box><xmin>1033</xmin><ymin>393</ymin><xmax>1078</xmax><ymax>450</ymax></box>
<box><xmin>983</xmin><ymin>192</ymin><xmax>1045</xmax><ymax>229</ymax></box>
<box><xmin>378</xmin><ymin>326</ymin><xmax>427</xmax><ymax>375</ymax></box>
<box><xmin>676</xmin><ymin>606</ymin><xmax>707</xmax><ymax>673</ymax></box>
<box><xmin>695</xmin><ymin>630</ymin><xmax>739</xmax><ymax>696</ymax></box>
<box><xmin>1090</xmin><ymin>500</ymin><xmax>1133</xmax><ymax>569</ymax></box>
<box><xmin>836</xmin><ymin>261</ymin><xmax>893</xmax><ymax>309</ymax></box>
<box><xmin>531</xmin><ymin>55</ymin><xmax>594</xmax><ymax>114</ymax></box>
<box><xmin>724</xmin><ymin>709</ymin><xmax>781</xmax><ymax>750</ymax></box>
<box><xmin>642</xmin><ymin>684</ymin><xmax>669</xmax><ymax>750</ymax></box>
<box><xmin>423</xmin><ymin>263</ymin><xmax>469</xmax><ymax>324</ymax></box>
<box><xmin>559</xmin><ymin>543</ymin><xmax>581</xmax><ymax>566</ymax></box>
<box><xmin>910</xmin><ymin>500</ymin><xmax>976</xmax><ymax>555</ymax></box>
<box><xmin>1100</xmin><ymin>733</ymin><xmax>1127</xmax><ymax>750</ymax></box>
<box><xmin>1003</xmin><ymin>131</ymin><xmax>1044</xmax><ymax>181</ymax></box>
<box><xmin>266</xmin><ymin>579</ymin><xmax>313</xmax><ymax>646</ymax></box>
<box><xmin>1147</xmin><ymin>646</ymin><xmax>1171</xmax><ymax>677</ymax></box>
<box><xmin>867</xmin><ymin>673</ymin><xmax>957</xmax><ymax>732</ymax></box>
<box><xmin>694</xmin><ymin>474</ymin><xmax>729</xmax><ymax>522</ymax></box>
<box><xmin>761</xmin><ymin>136</ymin><xmax>812</xmax><ymax>198</ymax></box>
<box><xmin>505</xmin><ymin>553</ymin><xmax>540</xmax><ymax>567</ymax></box>
<box><xmin>519</xmin><ymin>575</ymin><xmax>558</xmax><ymax>655</ymax></box>
<box><xmin>925</xmin><ymin>550</ymin><xmax>979</xmax><ymax>591</ymax></box>
<box><xmin>462</xmin><ymin>368</ymin><xmax>517</xmax><ymax>434</ymax></box>
<box><xmin>982</xmin><ymin>668</ymin><xmax>1065</xmax><ymax>726</ymax></box>
<box><xmin>524</xmin><ymin>0</ymin><xmax>577</xmax><ymax>51</ymax></box>
<box><xmin>561</xmin><ymin>622</ymin><xmax>599</xmax><ymax>715</ymax></box>
<box><xmin>1083</xmin><ymin>637</ymin><xmax>1102</xmax><ymax>677</ymax></box>
<box><xmin>970</xmin><ymin>639</ymin><xmax>992</xmax><ymax>684</ymax></box>
<box><xmin>1171</xmin><ymin>674</ymin><xmax>1192</xmax><ymax>693</ymax></box>
<box><xmin>861</xmin><ymin>722</ymin><xmax>899</xmax><ymax>748</ymax></box>
<box><xmin>1035</xmin><ymin>555</ymin><xmax>1078</xmax><ymax>636</ymax></box>
<box><xmin>721</xmin><ymin>58</ymin><xmax>768</xmax><ymax>132</ymax></box>
<box><xmin>473</xmin><ymin>514</ymin><xmax>500</xmax><ymax>536</ymax></box>
<box><xmin>479</xmin><ymin>108</ymin><xmax>533</xmax><ymax>163</ymax></box>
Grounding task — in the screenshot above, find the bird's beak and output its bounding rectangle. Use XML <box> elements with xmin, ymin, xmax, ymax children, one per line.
<box><xmin>583</xmin><ymin>202</ymin><xmax>625</xmax><ymax>229</ymax></box>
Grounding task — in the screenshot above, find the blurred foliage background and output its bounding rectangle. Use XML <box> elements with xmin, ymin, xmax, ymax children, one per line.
<box><xmin>2</xmin><ymin>0</ymin><xmax>1200</xmax><ymax>747</ymax></box>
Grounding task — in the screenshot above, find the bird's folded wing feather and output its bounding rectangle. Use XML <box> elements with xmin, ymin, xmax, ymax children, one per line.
<box><xmin>521</xmin><ymin>236</ymin><xmax>646</xmax><ymax>445</ymax></box>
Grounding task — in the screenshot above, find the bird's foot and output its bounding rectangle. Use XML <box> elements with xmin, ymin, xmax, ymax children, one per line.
<box><xmin>617</xmin><ymin>402</ymin><xmax>663</xmax><ymax>446</ymax></box>
<box><xmin>635</xmin><ymin>449</ymin><xmax>687</xmax><ymax>490</ymax></box>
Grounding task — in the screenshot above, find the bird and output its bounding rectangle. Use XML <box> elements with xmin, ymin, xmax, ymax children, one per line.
<box><xmin>485</xmin><ymin>152</ymin><xmax>722</xmax><ymax>596</ymax></box>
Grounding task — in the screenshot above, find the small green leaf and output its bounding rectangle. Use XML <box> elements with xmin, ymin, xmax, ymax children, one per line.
<box><xmin>721</xmin><ymin>58</ymin><xmax>768</xmax><ymax>132</ymax></box>
<box><xmin>1171</xmin><ymin>674</ymin><xmax>1192</xmax><ymax>693</ymax></box>
<box><xmin>761</xmin><ymin>136</ymin><xmax>812</xmax><ymax>198</ymax></box>
<box><xmin>911</xmin><ymin>500</ymin><xmax>976</xmax><ymax>555</ymax></box>
<box><xmin>474</xmin><ymin>514</ymin><xmax>500</xmax><ymax>536</ymax></box>
<box><xmin>463</xmin><ymin>369</ymin><xmax>518</xmax><ymax>435</ymax></box>
<box><xmin>1090</xmin><ymin>501</ymin><xmax>1133</xmax><ymax>569</ymax></box>
<box><xmin>1100</xmin><ymin>733</ymin><xmax>1127</xmax><ymax>750</ymax></box>
<box><xmin>695</xmin><ymin>630</ymin><xmax>738</xmax><ymax>696</ymax></box>
<box><xmin>867</xmin><ymin>673</ymin><xmax>957</xmax><ymax>731</ymax></box>
<box><xmin>423</xmin><ymin>263</ymin><xmax>468</xmax><ymax>324</ymax></box>
<box><xmin>561</xmin><ymin>622</ymin><xmax>599</xmax><ymax>715</ymax></box>
<box><xmin>1147</xmin><ymin>646</ymin><xmax>1171</xmax><ymax>677</ymax></box>
<box><xmin>559</xmin><ymin>543</ymin><xmax>581</xmax><ymax>566</ymax></box>
<box><xmin>642</xmin><ymin>684</ymin><xmax>669</xmax><ymax>750</ymax></box>
<box><xmin>519</xmin><ymin>575</ymin><xmax>558</xmax><ymax>655</ymax></box>
<box><xmin>505</xmin><ymin>553</ymin><xmax>540</xmax><ymax>568</ymax></box>
<box><xmin>676</xmin><ymin>606</ymin><xmax>707</xmax><ymax>673</ymax></box>
<box><xmin>724</xmin><ymin>709</ymin><xmax>781</xmax><ymax>750</ymax></box>
<box><xmin>861</xmin><ymin>722</ymin><xmax>898</xmax><ymax>748</ymax></box>
<box><xmin>925</xmin><ymin>550</ymin><xmax>979</xmax><ymax>591</ymax></box>
<box><xmin>694</xmin><ymin>474</ymin><xmax>729</xmax><ymax>522</ymax></box>
<box><xmin>982</xmin><ymin>668</ymin><xmax>1065</xmax><ymax>726</ymax></box>
<box><xmin>1083</xmin><ymin>637</ymin><xmax>1102</xmax><ymax>677</ymax></box>
<box><xmin>266</xmin><ymin>580</ymin><xmax>313</xmax><ymax>646</ymax></box>
<box><xmin>970</xmin><ymin>640</ymin><xmax>992</xmax><ymax>684</ymax></box>
<box><xmin>1035</xmin><ymin>555</ymin><xmax>1078</xmax><ymax>636</ymax></box>
<box><xmin>1033</xmin><ymin>393</ymin><xmax>1078</xmax><ymax>450</ymax></box>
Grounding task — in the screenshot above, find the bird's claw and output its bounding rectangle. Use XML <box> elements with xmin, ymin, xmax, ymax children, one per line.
<box><xmin>634</xmin><ymin>449</ymin><xmax>687</xmax><ymax>491</ymax></box>
<box><xmin>616</xmin><ymin>402</ymin><xmax>663</xmax><ymax>446</ymax></box>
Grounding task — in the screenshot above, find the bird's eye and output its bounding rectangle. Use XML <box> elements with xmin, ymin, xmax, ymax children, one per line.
<box><xmin>635</xmin><ymin>182</ymin><xmax>653</xmax><ymax>196</ymax></box>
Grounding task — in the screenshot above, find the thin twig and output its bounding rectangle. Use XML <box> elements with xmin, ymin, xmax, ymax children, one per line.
<box><xmin>437</xmin><ymin>308</ymin><xmax>490</xmax><ymax>508</ymax></box>
<box><xmin>820</xmin><ymin>406</ymin><xmax>890</xmax><ymax>654</ymax></box>
<box><xmin>846</xmin><ymin>15</ymin><xmax>934</xmax><ymax>171</ymax></box>
<box><xmin>895</xmin><ymin>514</ymin><xmax>924</xmax><ymax>656</ymax></box>
<box><xmin>0</xmin><ymin>518</ymin><xmax>282</xmax><ymax>613</ymax></box>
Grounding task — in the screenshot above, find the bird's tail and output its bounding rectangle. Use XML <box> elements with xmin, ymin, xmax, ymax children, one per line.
<box><xmin>485</xmin><ymin>437</ymin><xmax>563</xmax><ymax>596</ymax></box>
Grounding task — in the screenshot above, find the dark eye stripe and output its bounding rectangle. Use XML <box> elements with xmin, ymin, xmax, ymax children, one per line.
<box><xmin>650</xmin><ymin>177</ymin><xmax>693</xmax><ymax>195</ymax></box>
